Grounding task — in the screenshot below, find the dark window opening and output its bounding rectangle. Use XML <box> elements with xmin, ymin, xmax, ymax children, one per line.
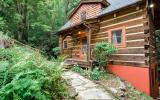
<box><xmin>111</xmin><ymin>29</ymin><xmax>123</xmax><ymax>45</ymax></box>
<box><xmin>63</xmin><ymin>41</ymin><xmax>67</xmax><ymax>49</ymax></box>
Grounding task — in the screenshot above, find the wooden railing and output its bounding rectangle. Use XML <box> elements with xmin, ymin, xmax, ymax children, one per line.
<box><xmin>62</xmin><ymin>48</ymin><xmax>73</xmax><ymax>58</ymax></box>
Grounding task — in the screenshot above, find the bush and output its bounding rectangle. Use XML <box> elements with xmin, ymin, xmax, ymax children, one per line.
<box><xmin>72</xmin><ymin>64</ymin><xmax>83</xmax><ymax>74</ymax></box>
<box><xmin>52</xmin><ymin>47</ymin><xmax>61</xmax><ymax>58</ymax></box>
<box><xmin>72</xmin><ymin>65</ymin><xmax>104</xmax><ymax>80</ymax></box>
<box><xmin>92</xmin><ymin>42</ymin><xmax>117</xmax><ymax>70</ymax></box>
<box><xmin>89</xmin><ymin>68</ymin><xmax>104</xmax><ymax>80</ymax></box>
<box><xmin>0</xmin><ymin>46</ymin><xmax>69</xmax><ymax>100</ymax></box>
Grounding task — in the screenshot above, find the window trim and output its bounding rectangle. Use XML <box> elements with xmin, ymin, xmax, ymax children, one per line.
<box><xmin>63</xmin><ymin>40</ymin><xmax>68</xmax><ymax>49</ymax></box>
<box><xmin>108</xmin><ymin>27</ymin><xmax>126</xmax><ymax>48</ymax></box>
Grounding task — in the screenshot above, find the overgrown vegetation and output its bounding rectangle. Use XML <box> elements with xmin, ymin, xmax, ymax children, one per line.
<box><xmin>0</xmin><ymin>0</ymin><xmax>79</xmax><ymax>56</ymax></box>
<box><xmin>72</xmin><ymin>64</ymin><xmax>104</xmax><ymax>80</ymax></box>
<box><xmin>92</xmin><ymin>42</ymin><xmax>117</xmax><ymax>70</ymax></box>
<box><xmin>0</xmin><ymin>45</ymin><xmax>69</xmax><ymax>100</ymax></box>
<box><xmin>52</xmin><ymin>47</ymin><xmax>61</xmax><ymax>59</ymax></box>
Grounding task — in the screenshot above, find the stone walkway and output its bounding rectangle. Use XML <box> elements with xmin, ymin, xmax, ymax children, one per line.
<box><xmin>62</xmin><ymin>71</ymin><xmax>114</xmax><ymax>100</ymax></box>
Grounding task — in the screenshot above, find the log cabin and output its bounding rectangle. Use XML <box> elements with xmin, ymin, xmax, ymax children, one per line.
<box><xmin>58</xmin><ymin>0</ymin><xmax>160</xmax><ymax>98</ymax></box>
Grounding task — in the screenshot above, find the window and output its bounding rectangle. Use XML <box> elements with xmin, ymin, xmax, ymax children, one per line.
<box><xmin>111</xmin><ymin>30</ymin><xmax>122</xmax><ymax>44</ymax></box>
<box><xmin>63</xmin><ymin>40</ymin><xmax>67</xmax><ymax>49</ymax></box>
<box><xmin>109</xmin><ymin>27</ymin><xmax>126</xmax><ymax>47</ymax></box>
<box><xmin>80</xmin><ymin>11</ymin><xmax>86</xmax><ymax>22</ymax></box>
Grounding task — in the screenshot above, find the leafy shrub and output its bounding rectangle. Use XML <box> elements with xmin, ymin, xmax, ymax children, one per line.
<box><xmin>52</xmin><ymin>47</ymin><xmax>61</xmax><ymax>57</ymax></box>
<box><xmin>72</xmin><ymin>65</ymin><xmax>105</xmax><ymax>80</ymax></box>
<box><xmin>72</xmin><ymin>64</ymin><xmax>83</xmax><ymax>74</ymax></box>
<box><xmin>92</xmin><ymin>42</ymin><xmax>117</xmax><ymax>70</ymax></box>
<box><xmin>89</xmin><ymin>68</ymin><xmax>104</xmax><ymax>80</ymax></box>
<box><xmin>0</xmin><ymin>46</ymin><xmax>69</xmax><ymax>100</ymax></box>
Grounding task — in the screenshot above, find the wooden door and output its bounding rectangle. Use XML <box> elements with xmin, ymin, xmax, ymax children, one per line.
<box><xmin>80</xmin><ymin>37</ymin><xmax>88</xmax><ymax>60</ymax></box>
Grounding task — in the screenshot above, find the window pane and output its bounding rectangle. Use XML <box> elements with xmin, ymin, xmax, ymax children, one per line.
<box><xmin>64</xmin><ymin>41</ymin><xmax>67</xmax><ymax>49</ymax></box>
<box><xmin>111</xmin><ymin>29</ymin><xmax>122</xmax><ymax>44</ymax></box>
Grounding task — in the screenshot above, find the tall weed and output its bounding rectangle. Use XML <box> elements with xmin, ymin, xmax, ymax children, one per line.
<box><xmin>0</xmin><ymin>46</ymin><xmax>68</xmax><ymax>100</ymax></box>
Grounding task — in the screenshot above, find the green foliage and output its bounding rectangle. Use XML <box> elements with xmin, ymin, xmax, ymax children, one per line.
<box><xmin>89</xmin><ymin>68</ymin><xmax>104</xmax><ymax>80</ymax></box>
<box><xmin>52</xmin><ymin>47</ymin><xmax>61</xmax><ymax>56</ymax></box>
<box><xmin>0</xmin><ymin>0</ymin><xmax>80</xmax><ymax>55</ymax></box>
<box><xmin>93</xmin><ymin>42</ymin><xmax>117</xmax><ymax>70</ymax></box>
<box><xmin>72</xmin><ymin>65</ymin><xmax>105</xmax><ymax>80</ymax></box>
<box><xmin>0</xmin><ymin>46</ymin><xmax>69</xmax><ymax>100</ymax></box>
<box><xmin>72</xmin><ymin>64</ymin><xmax>83</xmax><ymax>74</ymax></box>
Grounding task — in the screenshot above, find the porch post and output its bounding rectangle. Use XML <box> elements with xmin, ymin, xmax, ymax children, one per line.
<box><xmin>87</xmin><ymin>29</ymin><xmax>91</xmax><ymax>61</ymax></box>
<box><xmin>59</xmin><ymin>35</ymin><xmax>63</xmax><ymax>53</ymax></box>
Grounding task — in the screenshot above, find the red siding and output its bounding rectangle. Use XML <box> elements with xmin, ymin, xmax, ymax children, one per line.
<box><xmin>107</xmin><ymin>65</ymin><xmax>150</xmax><ymax>95</ymax></box>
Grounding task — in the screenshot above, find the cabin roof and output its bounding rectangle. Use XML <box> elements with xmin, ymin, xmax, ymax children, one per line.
<box><xmin>59</xmin><ymin>0</ymin><xmax>142</xmax><ymax>32</ymax></box>
<box><xmin>99</xmin><ymin>0</ymin><xmax>141</xmax><ymax>16</ymax></box>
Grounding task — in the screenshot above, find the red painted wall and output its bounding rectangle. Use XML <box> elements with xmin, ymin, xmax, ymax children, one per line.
<box><xmin>107</xmin><ymin>65</ymin><xmax>150</xmax><ymax>95</ymax></box>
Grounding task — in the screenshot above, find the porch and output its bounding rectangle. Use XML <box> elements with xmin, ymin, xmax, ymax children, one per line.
<box><xmin>59</xmin><ymin>20</ymin><xmax>99</xmax><ymax>67</ymax></box>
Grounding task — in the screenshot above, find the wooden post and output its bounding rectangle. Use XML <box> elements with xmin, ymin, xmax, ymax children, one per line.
<box><xmin>59</xmin><ymin>35</ymin><xmax>63</xmax><ymax>54</ymax></box>
<box><xmin>87</xmin><ymin>29</ymin><xmax>91</xmax><ymax>61</ymax></box>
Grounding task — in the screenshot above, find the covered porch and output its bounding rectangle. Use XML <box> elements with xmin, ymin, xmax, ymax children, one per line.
<box><xmin>58</xmin><ymin>20</ymin><xmax>99</xmax><ymax>67</ymax></box>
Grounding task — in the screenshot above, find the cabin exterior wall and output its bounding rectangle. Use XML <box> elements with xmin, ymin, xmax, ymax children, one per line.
<box><xmin>70</xmin><ymin>3</ymin><xmax>102</xmax><ymax>25</ymax></box>
<box><xmin>91</xmin><ymin>5</ymin><xmax>146</xmax><ymax>67</ymax></box>
<box><xmin>59</xmin><ymin>1</ymin><xmax>159</xmax><ymax>97</ymax></box>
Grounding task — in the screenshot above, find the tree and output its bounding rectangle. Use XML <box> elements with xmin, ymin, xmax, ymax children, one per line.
<box><xmin>0</xmin><ymin>0</ymin><xmax>79</xmax><ymax>54</ymax></box>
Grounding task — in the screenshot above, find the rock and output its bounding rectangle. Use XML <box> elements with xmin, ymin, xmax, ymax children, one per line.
<box><xmin>109</xmin><ymin>87</ymin><xmax>118</xmax><ymax>94</ymax></box>
<box><xmin>71</xmin><ymin>78</ymin><xmax>85</xmax><ymax>86</ymax></box>
<box><xmin>119</xmin><ymin>80</ymin><xmax>126</xmax><ymax>90</ymax></box>
<box><xmin>83</xmin><ymin>82</ymin><xmax>97</xmax><ymax>88</ymax></box>
<box><xmin>75</xmin><ymin>86</ymin><xmax>86</xmax><ymax>92</ymax></box>
<box><xmin>76</xmin><ymin>88</ymin><xmax>112</xmax><ymax>100</ymax></box>
<box><xmin>69</xmin><ymin>87</ymin><xmax>78</xmax><ymax>98</ymax></box>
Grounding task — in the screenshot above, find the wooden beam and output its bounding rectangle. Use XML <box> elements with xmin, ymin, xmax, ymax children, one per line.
<box><xmin>87</xmin><ymin>29</ymin><xmax>91</xmax><ymax>61</ymax></box>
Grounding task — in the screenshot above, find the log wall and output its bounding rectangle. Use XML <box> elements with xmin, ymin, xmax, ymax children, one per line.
<box><xmin>90</xmin><ymin>4</ymin><xmax>147</xmax><ymax>67</ymax></box>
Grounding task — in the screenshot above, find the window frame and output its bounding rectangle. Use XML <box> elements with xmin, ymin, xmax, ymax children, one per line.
<box><xmin>63</xmin><ymin>40</ymin><xmax>68</xmax><ymax>49</ymax></box>
<box><xmin>108</xmin><ymin>27</ymin><xmax>126</xmax><ymax>48</ymax></box>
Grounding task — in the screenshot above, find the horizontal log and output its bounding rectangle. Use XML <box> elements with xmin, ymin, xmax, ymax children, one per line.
<box><xmin>127</xmin><ymin>40</ymin><xmax>144</xmax><ymax>47</ymax></box>
<box><xmin>101</xmin><ymin>17</ymin><xmax>143</xmax><ymax>29</ymax></box>
<box><xmin>126</xmin><ymin>26</ymin><xmax>144</xmax><ymax>34</ymax></box>
<box><xmin>91</xmin><ymin>38</ymin><xmax>108</xmax><ymax>44</ymax></box>
<box><xmin>109</xmin><ymin>60</ymin><xmax>146</xmax><ymax>67</ymax></box>
<box><xmin>110</xmin><ymin>55</ymin><xmax>145</xmax><ymax>62</ymax></box>
<box><xmin>91</xmin><ymin>33</ymin><xmax>108</xmax><ymax>38</ymax></box>
<box><xmin>117</xmin><ymin>48</ymin><xmax>144</xmax><ymax>54</ymax></box>
<box><xmin>126</xmin><ymin>33</ymin><xmax>145</xmax><ymax>40</ymax></box>
<box><xmin>101</xmin><ymin>10</ymin><xmax>144</xmax><ymax>26</ymax></box>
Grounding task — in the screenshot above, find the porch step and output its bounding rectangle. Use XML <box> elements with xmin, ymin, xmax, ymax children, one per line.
<box><xmin>64</xmin><ymin>59</ymin><xmax>91</xmax><ymax>69</ymax></box>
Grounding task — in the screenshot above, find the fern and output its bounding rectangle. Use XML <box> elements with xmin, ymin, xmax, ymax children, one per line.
<box><xmin>0</xmin><ymin>46</ymin><xmax>69</xmax><ymax>100</ymax></box>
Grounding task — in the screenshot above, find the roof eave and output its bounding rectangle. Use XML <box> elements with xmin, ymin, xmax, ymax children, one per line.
<box><xmin>58</xmin><ymin>22</ymin><xmax>84</xmax><ymax>34</ymax></box>
<box><xmin>98</xmin><ymin>0</ymin><xmax>143</xmax><ymax>18</ymax></box>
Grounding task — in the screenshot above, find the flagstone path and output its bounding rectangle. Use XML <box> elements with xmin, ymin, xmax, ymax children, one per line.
<box><xmin>62</xmin><ymin>71</ymin><xmax>115</xmax><ymax>100</ymax></box>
